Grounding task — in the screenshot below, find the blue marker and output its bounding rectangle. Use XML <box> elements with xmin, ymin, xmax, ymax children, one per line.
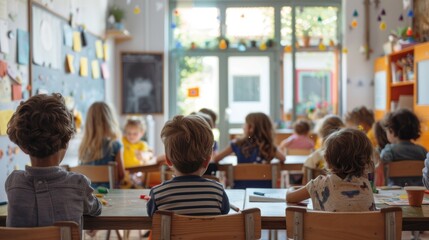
<box><xmin>253</xmin><ymin>192</ymin><xmax>265</xmax><ymax>196</ymax></box>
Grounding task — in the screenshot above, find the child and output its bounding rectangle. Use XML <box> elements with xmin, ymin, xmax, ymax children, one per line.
<box><xmin>381</xmin><ymin>108</ymin><xmax>427</xmax><ymax>186</ymax></box>
<box><xmin>287</xmin><ymin>128</ymin><xmax>376</xmax><ymax>212</ymax></box>
<box><xmin>6</xmin><ymin>93</ymin><xmax>101</xmax><ymax>227</ymax></box>
<box><xmin>344</xmin><ymin>106</ymin><xmax>376</xmax><ymax>146</ymax></box>
<box><xmin>279</xmin><ymin>119</ymin><xmax>315</xmax><ymax>154</ymax></box>
<box><xmin>123</xmin><ymin>118</ymin><xmax>152</xmax><ymax>168</ymax></box>
<box><xmin>78</xmin><ymin>102</ymin><xmax>125</xmax><ymax>188</ymax></box>
<box><xmin>147</xmin><ymin>115</ymin><xmax>230</xmax><ymax>216</ymax></box>
<box><xmin>303</xmin><ymin>115</ymin><xmax>344</xmax><ymax>172</ymax></box>
<box><xmin>372</xmin><ymin>121</ymin><xmax>389</xmax><ymax>186</ymax></box>
<box><xmin>214</xmin><ymin>112</ymin><xmax>285</xmax><ymax>188</ymax></box>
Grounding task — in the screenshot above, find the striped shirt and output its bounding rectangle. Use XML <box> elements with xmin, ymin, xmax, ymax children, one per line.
<box><xmin>146</xmin><ymin>175</ymin><xmax>230</xmax><ymax>217</ymax></box>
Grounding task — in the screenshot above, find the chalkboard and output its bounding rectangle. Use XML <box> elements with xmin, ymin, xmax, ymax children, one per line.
<box><xmin>30</xmin><ymin>3</ymin><xmax>105</xmax><ymax>120</ymax></box>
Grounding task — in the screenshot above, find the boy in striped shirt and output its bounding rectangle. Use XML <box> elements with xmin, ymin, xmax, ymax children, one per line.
<box><xmin>147</xmin><ymin>115</ymin><xmax>230</xmax><ymax>216</ymax></box>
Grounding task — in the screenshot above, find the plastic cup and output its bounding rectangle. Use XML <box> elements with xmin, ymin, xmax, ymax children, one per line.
<box><xmin>404</xmin><ymin>186</ymin><xmax>426</xmax><ymax>207</ymax></box>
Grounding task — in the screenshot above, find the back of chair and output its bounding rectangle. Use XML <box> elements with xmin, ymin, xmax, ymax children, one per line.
<box><xmin>63</xmin><ymin>162</ymin><xmax>117</xmax><ymax>189</ymax></box>
<box><xmin>286</xmin><ymin>207</ymin><xmax>402</xmax><ymax>240</ymax></box>
<box><xmin>228</xmin><ymin>163</ymin><xmax>279</xmax><ymax>188</ymax></box>
<box><xmin>0</xmin><ymin>221</ymin><xmax>80</xmax><ymax>240</ymax></box>
<box><xmin>386</xmin><ymin>160</ymin><xmax>424</xmax><ymax>178</ymax></box>
<box><xmin>286</xmin><ymin>149</ymin><xmax>312</xmax><ymax>156</ymax></box>
<box><xmin>151</xmin><ymin>208</ymin><xmax>261</xmax><ymax>240</ymax></box>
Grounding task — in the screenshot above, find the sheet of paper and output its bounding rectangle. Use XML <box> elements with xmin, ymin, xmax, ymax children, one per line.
<box><xmin>249</xmin><ymin>193</ymin><xmax>285</xmax><ymax>202</ymax></box>
<box><xmin>0</xmin><ymin>19</ymin><xmax>9</xmax><ymax>54</ymax></box>
<box><xmin>91</xmin><ymin>60</ymin><xmax>100</xmax><ymax>79</ymax></box>
<box><xmin>12</xmin><ymin>84</ymin><xmax>22</xmax><ymax>101</ymax></box>
<box><xmin>0</xmin><ymin>0</ymin><xmax>7</xmax><ymax>20</ymax></box>
<box><xmin>17</xmin><ymin>29</ymin><xmax>29</xmax><ymax>65</ymax></box>
<box><xmin>80</xmin><ymin>57</ymin><xmax>88</xmax><ymax>77</ymax></box>
<box><xmin>66</xmin><ymin>54</ymin><xmax>74</xmax><ymax>73</ymax></box>
<box><xmin>101</xmin><ymin>63</ymin><xmax>110</xmax><ymax>80</ymax></box>
<box><xmin>103</xmin><ymin>43</ymin><xmax>109</xmax><ymax>61</ymax></box>
<box><xmin>63</xmin><ymin>24</ymin><xmax>73</xmax><ymax>47</ymax></box>
<box><xmin>0</xmin><ymin>110</ymin><xmax>14</xmax><ymax>135</ymax></box>
<box><xmin>0</xmin><ymin>60</ymin><xmax>6</xmax><ymax>77</ymax></box>
<box><xmin>95</xmin><ymin>40</ymin><xmax>103</xmax><ymax>59</ymax></box>
<box><xmin>73</xmin><ymin>31</ymin><xmax>82</xmax><ymax>52</ymax></box>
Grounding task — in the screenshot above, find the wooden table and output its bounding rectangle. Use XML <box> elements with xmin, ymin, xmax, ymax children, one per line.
<box><xmin>0</xmin><ymin>189</ymin><xmax>245</xmax><ymax>230</ymax></box>
<box><xmin>218</xmin><ymin>155</ymin><xmax>307</xmax><ymax>169</ymax></box>
<box><xmin>244</xmin><ymin>188</ymin><xmax>429</xmax><ymax>231</ymax></box>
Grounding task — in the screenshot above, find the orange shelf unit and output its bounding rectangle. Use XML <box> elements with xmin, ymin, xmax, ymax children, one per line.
<box><xmin>374</xmin><ymin>56</ymin><xmax>388</xmax><ymax>121</ymax></box>
<box><xmin>414</xmin><ymin>42</ymin><xmax>429</xmax><ymax>150</ymax></box>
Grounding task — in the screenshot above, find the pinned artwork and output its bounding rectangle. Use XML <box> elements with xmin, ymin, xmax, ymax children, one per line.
<box><xmin>101</xmin><ymin>63</ymin><xmax>110</xmax><ymax>80</ymax></box>
<box><xmin>0</xmin><ymin>19</ymin><xmax>9</xmax><ymax>54</ymax></box>
<box><xmin>80</xmin><ymin>57</ymin><xmax>88</xmax><ymax>77</ymax></box>
<box><xmin>187</xmin><ymin>87</ymin><xmax>199</xmax><ymax>97</ymax></box>
<box><xmin>95</xmin><ymin>40</ymin><xmax>103</xmax><ymax>59</ymax></box>
<box><xmin>0</xmin><ymin>110</ymin><xmax>14</xmax><ymax>135</ymax></box>
<box><xmin>91</xmin><ymin>60</ymin><xmax>100</xmax><ymax>79</ymax></box>
<box><xmin>63</xmin><ymin>24</ymin><xmax>73</xmax><ymax>47</ymax></box>
<box><xmin>0</xmin><ymin>78</ymin><xmax>11</xmax><ymax>102</ymax></box>
<box><xmin>0</xmin><ymin>60</ymin><xmax>6</xmax><ymax>77</ymax></box>
<box><xmin>66</xmin><ymin>54</ymin><xmax>74</xmax><ymax>73</ymax></box>
<box><xmin>17</xmin><ymin>29</ymin><xmax>29</xmax><ymax>65</ymax></box>
<box><xmin>103</xmin><ymin>43</ymin><xmax>109</xmax><ymax>61</ymax></box>
<box><xmin>11</xmin><ymin>84</ymin><xmax>22</xmax><ymax>101</ymax></box>
<box><xmin>73</xmin><ymin>31</ymin><xmax>82</xmax><ymax>52</ymax></box>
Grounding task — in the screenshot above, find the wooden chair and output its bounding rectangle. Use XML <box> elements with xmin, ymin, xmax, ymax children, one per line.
<box><xmin>385</xmin><ymin>160</ymin><xmax>424</xmax><ymax>178</ymax></box>
<box><xmin>62</xmin><ymin>162</ymin><xmax>121</xmax><ymax>240</ymax></box>
<box><xmin>63</xmin><ymin>162</ymin><xmax>117</xmax><ymax>190</ymax></box>
<box><xmin>285</xmin><ymin>148</ymin><xmax>313</xmax><ymax>156</ymax></box>
<box><xmin>280</xmin><ymin>149</ymin><xmax>312</xmax><ymax>188</ymax></box>
<box><xmin>226</xmin><ymin>163</ymin><xmax>279</xmax><ymax>188</ymax></box>
<box><xmin>0</xmin><ymin>221</ymin><xmax>80</xmax><ymax>240</ymax></box>
<box><xmin>286</xmin><ymin>207</ymin><xmax>402</xmax><ymax>240</ymax></box>
<box><xmin>151</xmin><ymin>208</ymin><xmax>261</xmax><ymax>240</ymax></box>
<box><xmin>301</xmin><ymin>167</ymin><xmax>326</xmax><ymax>184</ymax></box>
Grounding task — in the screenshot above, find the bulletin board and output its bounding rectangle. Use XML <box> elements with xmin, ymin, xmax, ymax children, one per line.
<box><xmin>30</xmin><ymin>2</ymin><xmax>106</xmax><ymax>119</ymax></box>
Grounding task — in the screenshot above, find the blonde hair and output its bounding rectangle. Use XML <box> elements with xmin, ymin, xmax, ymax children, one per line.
<box><xmin>124</xmin><ymin>118</ymin><xmax>146</xmax><ymax>132</ymax></box>
<box><xmin>318</xmin><ymin>115</ymin><xmax>345</xmax><ymax>143</ymax></box>
<box><xmin>78</xmin><ymin>102</ymin><xmax>121</xmax><ymax>163</ymax></box>
<box><xmin>236</xmin><ymin>112</ymin><xmax>277</xmax><ymax>161</ymax></box>
<box><xmin>324</xmin><ymin>128</ymin><xmax>373</xmax><ymax>178</ymax></box>
<box><xmin>344</xmin><ymin>106</ymin><xmax>375</xmax><ymax>130</ymax></box>
<box><xmin>161</xmin><ymin>115</ymin><xmax>214</xmax><ymax>174</ymax></box>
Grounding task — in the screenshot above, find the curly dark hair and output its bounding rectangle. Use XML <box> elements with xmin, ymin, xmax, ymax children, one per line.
<box><xmin>344</xmin><ymin>106</ymin><xmax>375</xmax><ymax>129</ymax></box>
<box><xmin>382</xmin><ymin>108</ymin><xmax>421</xmax><ymax>140</ymax></box>
<box><xmin>7</xmin><ymin>93</ymin><xmax>75</xmax><ymax>158</ymax></box>
<box><xmin>373</xmin><ymin>121</ymin><xmax>388</xmax><ymax>150</ymax></box>
<box><xmin>324</xmin><ymin>128</ymin><xmax>373</xmax><ymax>178</ymax></box>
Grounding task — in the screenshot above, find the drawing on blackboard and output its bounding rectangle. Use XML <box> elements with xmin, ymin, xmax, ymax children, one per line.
<box><xmin>121</xmin><ymin>52</ymin><xmax>163</xmax><ymax>114</ymax></box>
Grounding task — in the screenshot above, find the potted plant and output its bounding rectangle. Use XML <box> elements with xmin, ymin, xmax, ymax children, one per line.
<box><xmin>108</xmin><ymin>6</ymin><xmax>125</xmax><ymax>30</ymax></box>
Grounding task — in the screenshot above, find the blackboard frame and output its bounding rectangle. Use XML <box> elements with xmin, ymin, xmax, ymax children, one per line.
<box><xmin>121</xmin><ymin>52</ymin><xmax>164</xmax><ymax>115</ymax></box>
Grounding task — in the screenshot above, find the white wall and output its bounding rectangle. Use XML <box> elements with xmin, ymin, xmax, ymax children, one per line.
<box><xmin>113</xmin><ymin>0</ymin><xmax>167</xmax><ymax>155</ymax></box>
<box><xmin>342</xmin><ymin>0</ymin><xmax>405</xmax><ymax>112</ymax></box>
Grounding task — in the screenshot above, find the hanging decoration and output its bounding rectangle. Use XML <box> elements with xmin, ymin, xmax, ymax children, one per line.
<box><xmin>219</xmin><ymin>39</ymin><xmax>227</xmax><ymax>50</ymax></box>
<box><xmin>377</xmin><ymin>16</ymin><xmax>382</xmax><ymax>22</ymax></box>
<box><xmin>399</xmin><ymin>14</ymin><xmax>404</xmax><ymax>21</ymax></box>
<box><xmin>174</xmin><ymin>10</ymin><xmax>179</xmax><ymax>16</ymax></box>
<box><xmin>329</xmin><ymin>40</ymin><xmax>335</xmax><ymax>48</ymax></box>
<box><xmin>171</xmin><ymin>23</ymin><xmax>176</xmax><ymax>29</ymax></box>
<box><xmin>353</xmin><ymin>9</ymin><xmax>359</xmax><ymax>17</ymax></box>
<box><xmin>318</xmin><ymin>42</ymin><xmax>326</xmax><ymax>51</ymax></box>
<box><xmin>406</xmin><ymin>27</ymin><xmax>413</xmax><ymax>37</ymax></box>
<box><xmin>187</xmin><ymin>87</ymin><xmax>200</xmax><ymax>98</ymax></box>
<box><xmin>284</xmin><ymin>45</ymin><xmax>292</xmax><ymax>53</ymax></box>
<box><xmin>259</xmin><ymin>42</ymin><xmax>267</xmax><ymax>51</ymax></box>
<box><xmin>407</xmin><ymin>10</ymin><xmax>414</xmax><ymax>18</ymax></box>
<box><xmin>379</xmin><ymin>21</ymin><xmax>386</xmax><ymax>31</ymax></box>
<box><xmin>380</xmin><ymin>9</ymin><xmax>386</xmax><ymax>16</ymax></box>
<box><xmin>342</xmin><ymin>48</ymin><xmax>348</xmax><ymax>54</ymax></box>
<box><xmin>350</xmin><ymin>9</ymin><xmax>358</xmax><ymax>29</ymax></box>
<box><xmin>133</xmin><ymin>5</ymin><xmax>141</xmax><ymax>15</ymax></box>
<box><xmin>351</xmin><ymin>19</ymin><xmax>358</xmax><ymax>28</ymax></box>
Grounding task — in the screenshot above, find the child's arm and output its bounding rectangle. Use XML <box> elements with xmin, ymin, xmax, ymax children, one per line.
<box><xmin>220</xmin><ymin>190</ymin><xmax>230</xmax><ymax>214</ymax></box>
<box><xmin>286</xmin><ymin>186</ymin><xmax>310</xmax><ymax>203</ymax></box>
<box><xmin>213</xmin><ymin>146</ymin><xmax>233</xmax><ymax>163</ymax></box>
<box><xmin>146</xmin><ymin>189</ymin><xmax>157</xmax><ymax>217</ymax></box>
<box><xmin>275</xmin><ymin>148</ymin><xmax>286</xmax><ymax>162</ymax></box>
<box><xmin>83</xmin><ymin>177</ymin><xmax>102</xmax><ymax>216</ymax></box>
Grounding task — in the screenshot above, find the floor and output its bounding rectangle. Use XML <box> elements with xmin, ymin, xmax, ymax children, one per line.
<box><xmin>82</xmin><ymin>230</ymin><xmax>429</xmax><ymax>240</ymax></box>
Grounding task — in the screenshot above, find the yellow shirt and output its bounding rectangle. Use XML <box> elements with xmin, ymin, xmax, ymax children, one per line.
<box><xmin>122</xmin><ymin>137</ymin><xmax>150</xmax><ymax>168</ymax></box>
<box><xmin>366</xmin><ymin>128</ymin><xmax>377</xmax><ymax>147</ymax></box>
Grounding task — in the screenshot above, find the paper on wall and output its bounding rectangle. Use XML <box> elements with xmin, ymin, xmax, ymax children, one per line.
<box><xmin>0</xmin><ymin>0</ymin><xmax>7</xmax><ymax>20</ymax></box>
<box><xmin>91</xmin><ymin>60</ymin><xmax>100</xmax><ymax>79</ymax></box>
<box><xmin>0</xmin><ymin>110</ymin><xmax>14</xmax><ymax>135</ymax></box>
<box><xmin>0</xmin><ymin>19</ymin><xmax>9</xmax><ymax>54</ymax></box>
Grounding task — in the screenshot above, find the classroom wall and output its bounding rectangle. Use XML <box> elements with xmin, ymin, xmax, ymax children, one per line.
<box><xmin>342</xmin><ymin>0</ymin><xmax>405</xmax><ymax>112</ymax></box>
<box><xmin>113</xmin><ymin>0</ymin><xmax>167</xmax><ymax>155</ymax></box>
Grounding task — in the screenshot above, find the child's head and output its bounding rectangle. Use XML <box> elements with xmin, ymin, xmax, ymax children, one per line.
<box><xmin>124</xmin><ymin>118</ymin><xmax>146</xmax><ymax>144</ymax></box>
<box><xmin>318</xmin><ymin>115</ymin><xmax>345</xmax><ymax>143</ymax></box>
<box><xmin>382</xmin><ymin>108</ymin><xmax>421</xmax><ymax>141</ymax></box>
<box><xmin>293</xmin><ymin>119</ymin><xmax>311</xmax><ymax>136</ymax></box>
<box><xmin>324</xmin><ymin>128</ymin><xmax>373</xmax><ymax>178</ymax></box>
<box><xmin>195</xmin><ymin>112</ymin><xmax>214</xmax><ymax>129</ymax></box>
<box><xmin>161</xmin><ymin>115</ymin><xmax>214</xmax><ymax>175</ymax></box>
<box><xmin>373</xmin><ymin>121</ymin><xmax>388</xmax><ymax>150</ymax></box>
<box><xmin>199</xmin><ymin>108</ymin><xmax>217</xmax><ymax>127</ymax></box>
<box><xmin>7</xmin><ymin>93</ymin><xmax>75</xmax><ymax>159</ymax></box>
<box><xmin>344</xmin><ymin>106</ymin><xmax>375</xmax><ymax>132</ymax></box>
<box><xmin>244</xmin><ymin>112</ymin><xmax>275</xmax><ymax>140</ymax></box>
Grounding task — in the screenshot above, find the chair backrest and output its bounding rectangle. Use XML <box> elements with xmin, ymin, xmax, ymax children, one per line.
<box><xmin>286</xmin><ymin>207</ymin><xmax>402</xmax><ymax>240</ymax></box>
<box><xmin>63</xmin><ymin>162</ymin><xmax>117</xmax><ymax>189</ymax></box>
<box><xmin>0</xmin><ymin>221</ymin><xmax>80</xmax><ymax>240</ymax></box>
<box><xmin>151</xmin><ymin>208</ymin><xmax>261</xmax><ymax>240</ymax></box>
<box><xmin>285</xmin><ymin>149</ymin><xmax>313</xmax><ymax>156</ymax></box>
<box><xmin>385</xmin><ymin>160</ymin><xmax>424</xmax><ymax>178</ymax></box>
<box><xmin>227</xmin><ymin>163</ymin><xmax>279</xmax><ymax>188</ymax></box>
<box><xmin>302</xmin><ymin>166</ymin><xmax>326</xmax><ymax>184</ymax></box>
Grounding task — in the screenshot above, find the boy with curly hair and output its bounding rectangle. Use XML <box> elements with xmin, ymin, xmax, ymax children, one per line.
<box><xmin>6</xmin><ymin>93</ymin><xmax>101</xmax><ymax>228</ymax></box>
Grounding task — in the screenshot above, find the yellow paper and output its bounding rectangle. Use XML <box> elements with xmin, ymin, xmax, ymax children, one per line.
<box><xmin>103</xmin><ymin>44</ymin><xmax>109</xmax><ymax>61</ymax></box>
<box><xmin>91</xmin><ymin>60</ymin><xmax>100</xmax><ymax>79</ymax></box>
<box><xmin>95</xmin><ymin>40</ymin><xmax>103</xmax><ymax>59</ymax></box>
<box><xmin>73</xmin><ymin>31</ymin><xmax>82</xmax><ymax>52</ymax></box>
<box><xmin>66</xmin><ymin>54</ymin><xmax>74</xmax><ymax>73</ymax></box>
<box><xmin>80</xmin><ymin>57</ymin><xmax>88</xmax><ymax>77</ymax></box>
<box><xmin>0</xmin><ymin>110</ymin><xmax>14</xmax><ymax>135</ymax></box>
